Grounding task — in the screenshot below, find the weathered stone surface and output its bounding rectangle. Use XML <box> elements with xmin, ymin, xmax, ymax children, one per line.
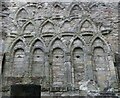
<box><xmin>0</xmin><ymin>1</ymin><xmax>119</xmax><ymax>97</ymax></box>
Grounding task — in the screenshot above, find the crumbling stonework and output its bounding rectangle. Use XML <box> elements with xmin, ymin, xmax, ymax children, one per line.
<box><xmin>0</xmin><ymin>1</ymin><xmax>120</xmax><ymax>97</ymax></box>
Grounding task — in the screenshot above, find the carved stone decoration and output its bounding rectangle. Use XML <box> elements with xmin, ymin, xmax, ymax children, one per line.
<box><xmin>40</xmin><ymin>19</ymin><xmax>56</xmax><ymax>35</ymax></box>
<box><xmin>61</xmin><ymin>35</ymin><xmax>73</xmax><ymax>48</ymax></box>
<box><xmin>80</xmin><ymin>18</ymin><xmax>96</xmax><ymax>33</ymax></box>
<box><xmin>69</xmin><ymin>3</ymin><xmax>83</xmax><ymax>17</ymax></box>
<box><xmin>92</xmin><ymin>38</ymin><xmax>104</xmax><ymax>47</ymax></box>
<box><xmin>25</xmin><ymin>3</ymin><xmax>38</xmax><ymax>17</ymax></box>
<box><xmin>37</xmin><ymin>3</ymin><xmax>51</xmax><ymax>18</ymax></box>
<box><xmin>15</xmin><ymin>3</ymin><xmax>40</xmax><ymax>28</ymax></box>
<box><xmin>42</xmin><ymin>22</ymin><xmax>54</xmax><ymax>33</ymax></box>
<box><xmin>49</xmin><ymin>38</ymin><xmax>66</xmax><ymax>88</ymax></box>
<box><xmin>52</xmin><ymin>2</ymin><xmax>65</xmax><ymax>17</ymax></box>
<box><xmin>73</xmin><ymin>48</ymin><xmax>84</xmax><ymax>87</ymax></box>
<box><xmin>61</xmin><ymin>19</ymin><xmax>75</xmax><ymax>33</ymax></box>
<box><xmin>42</xmin><ymin>36</ymin><xmax>53</xmax><ymax>47</ymax></box>
<box><xmin>52</xmin><ymin>48</ymin><xmax>65</xmax><ymax>86</ymax></box>
<box><xmin>32</xmin><ymin>48</ymin><xmax>44</xmax><ymax>77</ymax></box>
<box><xmin>13</xmin><ymin>49</ymin><xmax>25</xmax><ymax>76</ymax></box>
<box><xmin>82</xmin><ymin>34</ymin><xmax>93</xmax><ymax>44</ymax></box>
<box><xmin>11</xmin><ymin>40</ymin><xmax>26</xmax><ymax>77</ymax></box>
<box><xmin>81</xmin><ymin>20</ymin><xmax>93</xmax><ymax>32</ymax></box>
<box><xmin>1</xmin><ymin>1</ymin><xmax>118</xmax><ymax>97</ymax></box>
<box><xmin>79</xmin><ymin>18</ymin><xmax>96</xmax><ymax>43</ymax></box>
<box><xmin>71</xmin><ymin>38</ymin><xmax>85</xmax><ymax>88</ymax></box>
<box><xmin>99</xmin><ymin>24</ymin><xmax>112</xmax><ymax>35</ymax></box>
<box><xmin>15</xmin><ymin>8</ymin><xmax>29</xmax><ymax>27</ymax></box>
<box><xmin>22</xmin><ymin>21</ymin><xmax>35</xmax><ymax>35</ymax></box>
<box><xmin>30</xmin><ymin>39</ymin><xmax>45</xmax><ymax>78</ymax></box>
<box><xmin>92</xmin><ymin>38</ymin><xmax>108</xmax><ymax>89</ymax></box>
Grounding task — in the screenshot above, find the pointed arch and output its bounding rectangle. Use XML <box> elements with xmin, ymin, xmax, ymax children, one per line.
<box><xmin>92</xmin><ymin>46</ymin><xmax>108</xmax><ymax>88</ymax></box>
<box><xmin>8</xmin><ymin>37</ymin><xmax>25</xmax><ymax>53</ymax></box>
<box><xmin>70</xmin><ymin>36</ymin><xmax>85</xmax><ymax>87</ymax></box>
<box><xmin>52</xmin><ymin>2</ymin><xmax>65</xmax><ymax>17</ymax></box>
<box><xmin>21</xmin><ymin>20</ymin><xmax>35</xmax><ymax>34</ymax></box>
<box><xmin>69</xmin><ymin>36</ymin><xmax>85</xmax><ymax>50</ymax></box>
<box><xmin>15</xmin><ymin>7</ymin><xmax>28</xmax><ymax>20</ymax></box>
<box><xmin>72</xmin><ymin>47</ymin><xmax>84</xmax><ymax>87</ymax></box>
<box><xmin>90</xmin><ymin>35</ymin><xmax>111</xmax><ymax>53</ymax></box>
<box><xmin>29</xmin><ymin>37</ymin><xmax>46</xmax><ymax>52</ymax></box>
<box><xmin>16</xmin><ymin>7</ymin><xmax>28</xmax><ymax>16</ymax></box>
<box><xmin>48</xmin><ymin>36</ymin><xmax>67</xmax><ymax>52</ymax></box>
<box><xmin>15</xmin><ymin>7</ymin><xmax>29</xmax><ymax>27</ymax></box>
<box><xmin>91</xmin><ymin>35</ymin><xmax>112</xmax><ymax>89</ymax></box>
<box><xmin>79</xmin><ymin>18</ymin><xmax>97</xmax><ymax>33</ymax></box>
<box><xmin>68</xmin><ymin>3</ymin><xmax>83</xmax><ymax>16</ymax></box>
<box><xmin>53</xmin><ymin>2</ymin><xmax>64</xmax><ymax>9</ymax></box>
<box><xmin>8</xmin><ymin>37</ymin><xmax>27</xmax><ymax>77</ymax></box>
<box><xmin>39</xmin><ymin>19</ymin><xmax>56</xmax><ymax>34</ymax></box>
<box><xmin>49</xmin><ymin>36</ymin><xmax>67</xmax><ymax>87</ymax></box>
<box><xmin>30</xmin><ymin>37</ymin><xmax>45</xmax><ymax>77</ymax></box>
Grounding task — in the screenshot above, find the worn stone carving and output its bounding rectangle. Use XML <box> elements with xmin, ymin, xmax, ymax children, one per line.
<box><xmin>80</xmin><ymin>18</ymin><xmax>96</xmax><ymax>33</ymax></box>
<box><xmin>11</xmin><ymin>39</ymin><xmax>27</xmax><ymax>77</ymax></box>
<box><xmin>13</xmin><ymin>49</ymin><xmax>25</xmax><ymax>76</ymax></box>
<box><xmin>71</xmin><ymin>38</ymin><xmax>85</xmax><ymax>88</ymax></box>
<box><xmin>40</xmin><ymin>19</ymin><xmax>55</xmax><ymax>35</ymax></box>
<box><xmin>69</xmin><ymin>3</ymin><xmax>83</xmax><ymax>17</ymax></box>
<box><xmin>52</xmin><ymin>48</ymin><xmax>65</xmax><ymax>86</ymax></box>
<box><xmin>31</xmin><ymin>41</ymin><xmax>44</xmax><ymax>77</ymax></box>
<box><xmin>16</xmin><ymin>8</ymin><xmax>29</xmax><ymax>27</ymax></box>
<box><xmin>22</xmin><ymin>21</ymin><xmax>35</xmax><ymax>35</ymax></box>
<box><xmin>92</xmin><ymin>37</ymin><xmax>113</xmax><ymax>91</ymax></box>
<box><xmin>1</xmin><ymin>1</ymin><xmax>119</xmax><ymax>97</ymax></box>
<box><xmin>49</xmin><ymin>38</ymin><xmax>66</xmax><ymax>88</ymax></box>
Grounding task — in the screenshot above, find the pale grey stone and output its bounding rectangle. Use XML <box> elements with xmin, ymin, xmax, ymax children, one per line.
<box><xmin>0</xmin><ymin>1</ymin><xmax>119</xmax><ymax>97</ymax></box>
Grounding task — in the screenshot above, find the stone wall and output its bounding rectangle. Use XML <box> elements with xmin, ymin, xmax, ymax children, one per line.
<box><xmin>0</xmin><ymin>1</ymin><xmax>119</xmax><ymax>97</ymax></box>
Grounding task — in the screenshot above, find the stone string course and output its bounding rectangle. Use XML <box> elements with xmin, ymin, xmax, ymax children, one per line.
<box><xmin>0</xmin><ymin>1</ymin><xmax>120</xmax><ymax>97</ymax></box>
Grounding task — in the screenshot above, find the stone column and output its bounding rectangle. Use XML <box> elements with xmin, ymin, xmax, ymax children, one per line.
<box><xmin>43</xmin><ymin>51</ymin><xmax>49</xmax><ymax>89</ymax></box>
<box><xmin>85</xmin><ymin>45</ymin><xmax>94</xmax><ymax>81</ymax></box>
<box><xmin>4</xmin><ymin>52</ymin><xmax>12</xmax><ymax>77</ymax></box>
<box><xmin>65</xmin><ymin>52</ymin><xmax>72</xmax><ymax>89</ymax></box>
<box><xmin>21</xmin><ymin>48</ymin><xmax>32</xmax><ymax>84</ymax></box>
<box><xmin>25</xmin><ymin>50</ymin><xmax>30</xmax><ymax>77</ymax></box>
